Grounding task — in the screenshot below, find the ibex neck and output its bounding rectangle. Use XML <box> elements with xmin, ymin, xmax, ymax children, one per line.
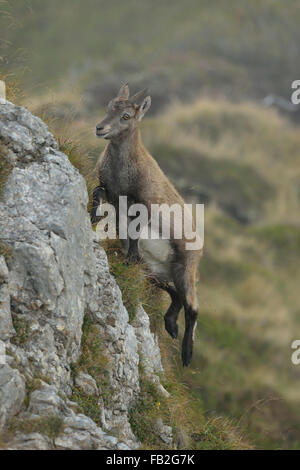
<box><xmin>108</xmin><ymin>127</ymin><xmax>143</xmax><ymax>161</ymax></box>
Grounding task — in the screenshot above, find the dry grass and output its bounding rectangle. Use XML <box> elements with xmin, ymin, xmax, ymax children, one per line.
<box><xmin>144</xmin><ymin>98</ymin><xmax>300</xmax><ymax>226</ymax></box>
<box><xmin>0</xmin><ymin>414</ymin><xmax>64</xmax><ymax>448</ymax></box>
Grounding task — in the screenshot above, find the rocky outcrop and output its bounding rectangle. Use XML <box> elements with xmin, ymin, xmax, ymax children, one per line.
<box><xmin>0</xmin><ymin>99</ymin><xmax>169</xmax><ymax>449</ymax></box>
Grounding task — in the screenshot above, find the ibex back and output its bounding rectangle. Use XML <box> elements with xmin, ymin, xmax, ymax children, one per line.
<box><xmin>92</xmin><ymin>84</ymin><xmax>202</xmax><ymax>366</ymax></box>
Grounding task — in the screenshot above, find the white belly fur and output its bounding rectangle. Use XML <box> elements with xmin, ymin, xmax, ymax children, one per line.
<box><xmin>119</xmin><ymin>217</ymin><xmax>174</xmax><ymax>282</ymax></box>
<box><xmin>138</xmin><ymin>238</ymin><xmax>173</xmax><ymax>282</ymax></box>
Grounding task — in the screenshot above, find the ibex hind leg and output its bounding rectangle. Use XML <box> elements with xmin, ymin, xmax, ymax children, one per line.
<box><xmin>181</xmin><ymin>304</ymin><xmax>198</xmax><ymax>366</ymax></box>
<box><xmin>164</xmin><ymin>288</ymin><xmax>182</xmax><ymax>339</ymax></box>
<box><xmin>149</xmin><ymin>278</ymin><xmax>183</xmax><ymax>339</ymax></box>
<box><xmin>172</xmin><ymin>258</ymin><xmax>198</xmax><ymax>366</ymax></box>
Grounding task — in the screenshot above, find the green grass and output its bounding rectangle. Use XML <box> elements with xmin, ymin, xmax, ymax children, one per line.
<box><xmin>199</xmin><ymin>312</ymin><xmax>272</xmax><ymax>365</ymax></box>
<box><xmin>150</xmin><ymin>142</ymin><xmax>274</xmax><ymax>224</ymax></box>
<box><xmin>99</xmin><ymin>238</ymin><xmax>250</xmax><ymax>449</ymax></box>
<box><xmin>11</xmin><ymin>316</ymin><xmax>30</xmax><ymax>347</ymax></box>
<box><xmin>71</xmin><ymin>316</ymin><xmax>111</xmax><ymax>412</ymax></box>
<box><xmin>129</xmin><ymin>365</ymin><xmax>249</xmax><ymax>450</ymax></box>
<box><xmin>199</xmin><ymin>253</ymin><xmax>252</xmax><ymax>285</ymax></box>
<box><xmin>103</xmin><ymin>239</ymin><xmax>153</xmax><ymax>323</ymax></box>
<box><xmin>71</xmin><ymin>389</ymin><xmax>101</xmax><ymax>426</ymax></box>
<box><xmin>252</xmin><ymin>224</ymin><xmax>300</xmax><ymax>265</ymax></box>
<box><xmin>9</xmin><ymin>415</ymin><xmax>64</xmax><ymax>441</ymax></box>
<box><xmin>129</xmin><ymin>376</ymin><xmax>170</xmax><ymax>449</ymax></box>
<box><xmin>0</xmin><ymin>413</ymin><xmax>64</xmax><ymax>448</ymax></box>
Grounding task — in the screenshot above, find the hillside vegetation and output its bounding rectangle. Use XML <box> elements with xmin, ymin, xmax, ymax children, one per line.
<box><xmin>1</xmin><ymin>0</ymin><xmax>300</xmax><ymax>450</ymax></box>
<box><xmin>12</xmin><ymin>87</ymin><xmax>298</xmax><ymax>449</ymax></box>
<box><xmin>1</xmin><ymin>0</ymin><xmax>300</xmax><ymax>118</ymax></box>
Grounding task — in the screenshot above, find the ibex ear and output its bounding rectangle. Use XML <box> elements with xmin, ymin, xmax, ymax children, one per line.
<box><xmin>117</xmin><ymin>83</ymin><xmax>129</xmax><ymax>100</ymax></box>
<box><xmin>137</xmin><ymin>96</ymin><xmax>151</xmax><ymax>121</ymax></box>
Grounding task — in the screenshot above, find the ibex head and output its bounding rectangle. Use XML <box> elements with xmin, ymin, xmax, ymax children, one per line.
<box><xmin>96</xmin><ymin>83</ymin><xmax>151</xmax><ymax>140</ymax></box>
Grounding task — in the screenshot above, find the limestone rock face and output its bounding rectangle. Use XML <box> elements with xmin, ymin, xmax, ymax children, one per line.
<box><xmin>74</xmin><ymin>372</ymin><xmax>99</xmax><ymax>396</ymax></box>
<box><xmin>0</xmin><ymin>364</ymin><xmax>25</xmax><ymax>430</ymax></box>
<box><xmin>0</xmin><ymin>100</ymin><xmax>170</xmax><ymax>449</ymax></box>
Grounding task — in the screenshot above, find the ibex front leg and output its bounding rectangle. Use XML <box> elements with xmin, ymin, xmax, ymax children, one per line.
<box><xmin>91</xmin><ymin>185</ymin><xmax>106</xmax><ymax>225</ymax></box>
<box><xmin>124</xmin><ymin>201</ymin><xmax>146</xmax><ymax>264</ymax></box>
<box><xmin>126</xmin><ymin>237</ymin><xmax>141</xmax><ymax>264</ymax></box>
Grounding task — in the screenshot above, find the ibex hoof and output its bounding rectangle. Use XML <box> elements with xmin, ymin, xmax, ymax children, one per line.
<box><xmin>164</xmin><ymin>318</ymin><xmax>178</xmax><ymax>339</ymax></box>
<box><xmin>181</xmin><ymin>341</ymin><xmax>193</xmax><ymax>367</ymax></box>
<box><xmin>125</xmin><ymin>252</ymin><xmax>141</xmax><ymax>265</ymax></box>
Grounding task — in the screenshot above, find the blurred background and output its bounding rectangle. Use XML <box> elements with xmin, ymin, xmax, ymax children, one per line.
<box><xmin>1</xmin><ymin>0</ymin><xmax>300</xmax><ymax>449</ymax></box>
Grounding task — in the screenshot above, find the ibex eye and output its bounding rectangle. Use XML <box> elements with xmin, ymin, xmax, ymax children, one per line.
<box><xmin>122</xmin><ymin>113</ymin><xmax>130</xmax><ymax>120</ymax></box>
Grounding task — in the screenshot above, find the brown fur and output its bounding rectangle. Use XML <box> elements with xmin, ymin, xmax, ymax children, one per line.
<box><xmin>92</xmin><ymin>84</ymin><xmax>202</xmax><ymax>366</ymax></box>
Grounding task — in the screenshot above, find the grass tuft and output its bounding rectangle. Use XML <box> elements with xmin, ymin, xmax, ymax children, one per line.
<box><xmin>11</xmin><ymin>316</ymin><xmax>30</xmax><ymax>346</ymax></box>
<box><xmin>9</xmin><ymin>415</ymin><xmax>64</xmax><ymax>441</ymax></box>
<box><xmin>71</xmin><ymin>316</ymin><xmax>111</xmax><ymax>420</ymax></box>
<box><xmin>103</xmin><ymin>239</ymin><xmax>155</xmax><ymax>323</ymax></box>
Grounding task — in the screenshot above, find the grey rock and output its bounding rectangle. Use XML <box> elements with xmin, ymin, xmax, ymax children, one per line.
<box><xmin>117</xmin><ymin>442</ymin><xmax>132</xmax><ymax>450</ymax></box>
<box><xmin>0</xmin><ymin>256</ymin><xmax>15</xmax><ymax>341</ymax></box>
<box><xmin>74</xmin><ymin>371</ymin><xmax>98</xmax><ymax>396</ymax></box>
<box><xmin>132</xmin><ymin>305</ymin><xmax>169</xmax><ymax>397</ymax></box>
<box><xmin>8</xmin><ymin>432</ymin><xmax>53</xmax><ymax>450</ymax></box>
<box><xmin>0</xmin><ymin>283</ymin><xmax>15</xmax><ymax>341</ymax></box>
<box><xmin>85</xmin><ymin>238</ymin><xmax>140</xmax><ymax>446</ymax></box>
<box><xmin>54</xmin><ymin>431</ymin><xmax>94</xmax><ymax>450</ymax></box>
<box><xmin>0</xmin><ymin>101</ymin><xmax>167</xmax><ymax>450</ymax></box>
<box><xmin>0</xmin><ymin>364</ymin><xmax>25</xmax><ymax>430</ymax></box>
<box><xmin>154</xmin><ymin>418</ymin><xmax>173</xmax><ymax>446</ymax></box>
<box><xmin>132</xmin><ymin>305</ymin><xmax>163</xmax><ymax>375</ymax></box>
<box><xmin>28</xmin><ymin>383</ymin><xmax>72</xmax><ymax>417</ymax></box>
<box><xmin>0</xmin><ymin>256</ymin><xmax>9</xmax><ymax>281</ymax></box>
<box><xmin>55</xmin><ymin>414</ymin><xmax>118</xmax><ymax>450</ymax></box>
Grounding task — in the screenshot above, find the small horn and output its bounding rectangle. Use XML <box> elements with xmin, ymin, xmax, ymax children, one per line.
<box><xmin>130</xmin><ymin>88</ymin><xmax>148</xmax><ymax>104</ymax></box>
<box><xmin>117</xmin><ymin>83</ymin><xmax>130</xmax><ymax>99</ymax></box>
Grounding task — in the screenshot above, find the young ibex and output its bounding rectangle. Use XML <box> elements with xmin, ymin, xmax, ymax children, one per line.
<box><xmin>92</xmin><ymin>84</ymin><xmax>202</xmax><ymax>366</ymax></box>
